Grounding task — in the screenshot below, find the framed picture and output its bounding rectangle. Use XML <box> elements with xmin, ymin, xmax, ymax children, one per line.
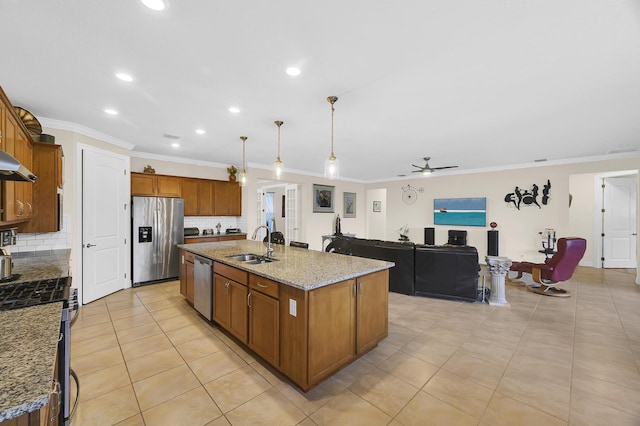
<box><xmin>373</xmin><ymin>200</ymin><xmax>382</xmax><ymax>212</ymax></box>
<box><xmin>343</xmin><ymin>192</ymin><xmax>356</xmax><ymax>218</ymax></box>
<box><xmin>313</xmin><ymin>184</ymin><xmax>335</xmax><ymax>213</ymax></box>
<box><xmin>433</xmin><ymin>197</ymin><xmax>486</xmax><ymax>226</ymax></box>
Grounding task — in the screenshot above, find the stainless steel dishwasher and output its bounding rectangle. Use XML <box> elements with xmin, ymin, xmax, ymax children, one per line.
<box><xmin>194</xmin><ymin>255</ymin><xmax>213</xmax><ymax>320</ymax></box>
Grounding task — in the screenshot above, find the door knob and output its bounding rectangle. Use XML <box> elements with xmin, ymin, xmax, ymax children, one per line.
<box><xmin>84</xmin><ymin>243</ymin><xmax>96</xmax><ymax>248</ymax></box>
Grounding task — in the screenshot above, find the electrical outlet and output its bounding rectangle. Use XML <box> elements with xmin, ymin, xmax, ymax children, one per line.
<box><xmin>289</xmin><ymin>299</ymin><xmax>297</xmax><ymax>317</ymax></box>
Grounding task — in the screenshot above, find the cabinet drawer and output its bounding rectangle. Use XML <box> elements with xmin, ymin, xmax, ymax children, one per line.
<box><xmin>185</xmin><ymin>236</ymin><xmax>220</xmax><ymax>244</ymax></box>
<box><xmin>249</xmin><ymin>274</ymin><xmax>279</xmax><ymax>299</ymax></box>
<box><xmin>183</xmin><ymin>251</ymin><xmax>195</xmax><ymax>263</ymax></box>
<box><xmin>215</xmin><ymin>262</ymin><xmax>248</xmax><ymax>285</ymax></box>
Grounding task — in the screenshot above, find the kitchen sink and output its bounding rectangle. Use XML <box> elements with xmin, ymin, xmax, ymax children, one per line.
<box><xmin>225</xmin><ymin>253</ymin><xmax>278</xmax><ymax>264</ymax></box>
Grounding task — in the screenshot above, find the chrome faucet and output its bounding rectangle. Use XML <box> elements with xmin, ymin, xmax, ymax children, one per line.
<box><xmin>251</xmin><ymin>225</ymin><xmax>274</xmax><ymax>258</ymax></box>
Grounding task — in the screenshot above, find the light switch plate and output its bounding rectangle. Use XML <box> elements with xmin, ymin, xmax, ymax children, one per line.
<box><xmin>289</xmin><ymin>299</ymin><xmax>297</xmax><ymax>317</ymax></box>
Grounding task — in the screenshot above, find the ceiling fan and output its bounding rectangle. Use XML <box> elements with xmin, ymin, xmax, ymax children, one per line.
<box><xmin>411</xmin><ymin>157</ymin><xmax>458</xmax><ymax>175</ymax></box>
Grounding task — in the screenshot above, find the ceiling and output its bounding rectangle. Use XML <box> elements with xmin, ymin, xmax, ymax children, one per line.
<box><xmin>1</xmin><ymin>0</ymin><xmax>639</xmax><ymax>182</ymax></box>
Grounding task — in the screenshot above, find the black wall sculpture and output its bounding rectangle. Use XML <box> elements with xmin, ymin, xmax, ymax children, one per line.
<box><xmin>505</xmin><ymin>179</ymin><xmax>551</xmax><ymax>210</ymax></box>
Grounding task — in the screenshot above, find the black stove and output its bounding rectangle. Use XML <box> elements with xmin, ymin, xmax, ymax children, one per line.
<box><xmin>0</xmin><ymin>277</ymin><xmax>74</xmax><ymax>310</ymax></box>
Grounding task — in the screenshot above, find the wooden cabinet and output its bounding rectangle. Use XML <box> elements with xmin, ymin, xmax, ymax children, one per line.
<box><xmin>355</xmin><ymin>271</ymin><xmax>389</xmax><ymax>354</ymax></box>
<box><xmin>280</xmin><ymin>269</ymin><xmax>389</xmax><ymax>390</ymax></box>
<box><xmin>214</xmin><ymin>181</ymin><xmax>241</xmax><ymax>216</ymax></box>
<box><xmin>248</xmin><ymin>274</ymin><xmax>279</xmax><ymax>366</ymax></box>
<box><xmin>213</xmin><ymin>262</ymin><xmax>248</xmax><ymax>343</ymax></box>
<box><xmin>308</xmin><ymin>279</ymin><xmax>356</xmax><ymax>384</ymax></box>
<box><xmin>180</xmin><ymin>250</ymin><xmax>195</xmax><ymax>304</ymax></box>
<box><xmin>19</xmin><ymin>142</ymin><xmax>63</xmax><ymax>233</ymax></box>
<box><xmin>131</xmin><ymin>172</ymin><xmax>181</xmax><ymax>197</ymax></box>
<box><xmin>0</xmin><ymin>86</ymin><xmax>35</xmax><ymax>225</ymax></box>
<box><xmin>182</xmin><ymin>178</ymin><xmax>213</xmax><ymax>216</ymax></box>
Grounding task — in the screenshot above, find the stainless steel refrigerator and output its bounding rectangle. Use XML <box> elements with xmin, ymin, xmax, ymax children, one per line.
<box><xmin>132</xmin><ymin>196</ymin><xmax>184</xmax><ymax>286</ymax></box>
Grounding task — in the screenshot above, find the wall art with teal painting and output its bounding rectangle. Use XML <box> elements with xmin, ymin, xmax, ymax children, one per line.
<box><xmin>433</xmin><ymin>197</ymin><xmax>486</xmax><ymax>227</ymax></box>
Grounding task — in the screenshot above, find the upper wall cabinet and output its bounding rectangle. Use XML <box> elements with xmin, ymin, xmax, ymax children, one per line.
<box><xmin>214</xmin><ymin>181</ymin><xmax>241</xmax><ymax>216</ymax></box>
<box><xmin>182</xmin><ymin>178</ymin><xmax>214</xmax><ymax>216</ymax></box>
<box><xmin>131</xmin><ymin>172</ymin><xmax>181</xmax><ymax>197</ymax></box>
<box><xmin>19</xmin><ymin>142</ymin><xmax>63</xmax><ymax>233</ymax></box>
<box><xmin>0</xmin><ymin>86</ymin><xmax>35</xmax><ymax>225</ymax></box>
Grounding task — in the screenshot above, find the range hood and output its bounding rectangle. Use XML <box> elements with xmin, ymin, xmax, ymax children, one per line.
<box><xmin>0</xmin><ymin>150</ymin><xmax>37</xmax><ymax>182</ymax></box>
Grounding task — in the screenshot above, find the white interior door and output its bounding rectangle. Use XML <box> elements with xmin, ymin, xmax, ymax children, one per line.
<box><xmin>82</xmin><ymin>148</ymin><xmax>129</xmax><ymax>303</ymax></box>
<box><xmin>603</xmin><ymin>176</ymin><xmax>637</xmax><ymax>268</ymax></box>
<box><xmin>285</xmin><ymin>184</ymin><xmax>300</xmax><ymax>244</ymax></box>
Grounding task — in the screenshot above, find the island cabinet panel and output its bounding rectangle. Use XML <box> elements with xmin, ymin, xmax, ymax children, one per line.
<box><xmin>279</xmin><ymin>284</ymin><xmax>308</xmax><ymax>386</ymax></box>
<box><xmin>213</xmin><ymin>262</ymin><xmax>248</xmax><ymax>343</ymax></box>
<box><xmin>182</xmin><ymin>178</ymin><xmax>213</xmax><ymax>216</ymax></box>
<box><xmin>248</xmin><ymin>274</ymin><xmax>280</xmax><ymax>366</ymax></box>
<box><xmin>307</xmin><ymin>279</ymin><xmax>356</xmax><ymax>385</ymax></box>
<box><xmin>179</xmin><ymin>250</ymin><xmax>195</xmax><ymax>304</ymax></box>
<box><xmin>356</xmin><ymin>269</ymin><xmax>389</xmax><ymax>354</ymax></box>
<box><xmin>131</xmin><ymin>172</ymin><xmax>181</xmax><ymax>197</ymax></box>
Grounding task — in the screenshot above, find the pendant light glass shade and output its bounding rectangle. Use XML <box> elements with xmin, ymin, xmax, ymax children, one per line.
<box><xmin>274</xmin><ymin>121</ymin><xmax>283</xmax><ymax>180</ymax></box>
<box><xmin>324</xmin><ymin>96</ymin><xmax>339</xmax><ymax>180</ymax></box>
<box><xmin>240</xmin><ymin>136</ymin><xmax>247</xmax><ymax>185</ymax></box>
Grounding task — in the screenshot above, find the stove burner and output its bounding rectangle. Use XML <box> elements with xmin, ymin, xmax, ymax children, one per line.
<box><xmin>0</xmin><ymin>277</ymin><xmax>72</xmax><ymax>310</ymax></box>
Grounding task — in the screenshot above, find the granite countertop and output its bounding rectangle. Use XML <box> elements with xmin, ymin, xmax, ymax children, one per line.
<box><xmin>0</xmin><ymin>303</ymin><xmax>63</xmax><ymax>421</ymax></box>
<box><xmin>178</xmin><ymin>240</ymin><xmax>394</xmax><ymax>290</ymax></box>
<box><xmin>5</xmin><ymin>249</ymin><xmax>70</xmax><ymax>285</ymax></box>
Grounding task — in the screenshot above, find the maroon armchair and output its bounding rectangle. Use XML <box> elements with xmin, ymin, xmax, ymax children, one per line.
<box><xmin>509</xmin><ymin>237</ymin><xmax>586</xmax><ymax>296</ymax></box>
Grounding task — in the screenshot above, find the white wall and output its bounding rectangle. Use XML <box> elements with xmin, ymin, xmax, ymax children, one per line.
<box><xmin>366</xmin><ymin>188</ymin><xmax>387</xmax><ymax>240</ymax></box>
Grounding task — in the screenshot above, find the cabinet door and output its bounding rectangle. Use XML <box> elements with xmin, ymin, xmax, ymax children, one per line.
<box><xmin>227</xmin><ymin>182</ymin><xmax>241</xmax><ymax>215</ymax></box>
<box><xmin>229</xmin><ymin>280</ymin><xmax>248</xmax><ymax>343</ymax></box>
<box><xmin>131</xmin><ymin>173</ymin><xmax>157</xmax><ymax>196</ymax></box>
<box><xmin>182</xmin><ymin>178</ymin><xmax>199</xmax><ymax>215</ymax></box>
<box><xmin>248</xmin><ymin>290</ymin><xmax>279</xmax><ymax>366</ymax></box>
<box><xmin>15</xmin><ymin>134</ymin><xmax>33</xmax><ymax>218</ymax></box>
<box><xmin>180</xmin><ymin>252</ymin><xmax>187</xmax><ymax>298</ymax></box>
<box><xmin>308</xmin><ymin>279</ymin><xmax>356</xmax><ymax>384</ymax></box>
<box><xmin>213</xmin><ymin>181</ymin><xmax>229</xmax><ymax>215</ymax></box>
<box><xmin>356</xmin><ymin>270</ymin><xmax>389</xmax><ymax>354</ymax></box>
<box><xmin>156</xmin><ymin>175</ymin><xmax>181</xmax><ymax>197</ymax></box>
<box><xmin>197</xmin><ymin>180</ymin><xmax>214</xmax><ymax>215</ymax></box>
<box><xmin>213</xmin><ymin>273</ymin><xmax>231</xmax><ymax>329</ymax></box>
<box><xmin>2</xmin><ymin>112</ymin><xmax>18</xmax><ymax>221</ymax></box>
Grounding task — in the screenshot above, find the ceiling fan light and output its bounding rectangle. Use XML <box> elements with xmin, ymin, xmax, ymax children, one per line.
<box><xmin>422</xmin><ymin>169</ymin><xmax>432</xmax><ymax>175</ymax></box>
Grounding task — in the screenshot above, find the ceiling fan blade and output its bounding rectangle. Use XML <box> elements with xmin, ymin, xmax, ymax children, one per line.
<box><xmin>410</xmin><ymin>164</ymin><xmax>423</xmax><ymax>169</ymax></box>
<box><xmin>411</xmin><ymin>170</ymin><xmax>423</xmax><ymax>173</ymax></box>
<box><xmin>431</xmin><ymin>165</ymin><xmax>458</xmax><ymax>170</ymax></box>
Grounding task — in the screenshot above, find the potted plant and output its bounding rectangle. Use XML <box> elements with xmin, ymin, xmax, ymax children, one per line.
<box><xmin>227</xmin><ymin>165</ymin><xmax>238</xmax><ymax>182</ymax></box>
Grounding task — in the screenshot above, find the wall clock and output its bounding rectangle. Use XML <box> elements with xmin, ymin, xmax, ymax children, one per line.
<box><xmin>402</xmin><ymin>185</ymin><xmax>424</xmax><ymax>205</ymax></box>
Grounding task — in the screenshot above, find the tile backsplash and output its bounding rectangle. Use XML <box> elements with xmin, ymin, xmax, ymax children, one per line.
<box><xmin>13</xmin><ymin>213</ymin><xmax>72</xmax><ymax>253</ymax></box>
<box><xmin>184</xmin><ymin>216</ymin><xmax>247</xmax><ymax>234</ymax></box>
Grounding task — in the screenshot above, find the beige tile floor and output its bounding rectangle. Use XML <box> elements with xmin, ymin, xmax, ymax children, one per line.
<box><xmin>69</xmin><ymin>266</ymin><xmax>640</xmax><ymax>425</ymax></box>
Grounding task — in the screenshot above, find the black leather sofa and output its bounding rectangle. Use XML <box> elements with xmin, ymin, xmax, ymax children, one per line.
<box><xmin>331</xmin><ymin>236</ymin><xmax>479</xmax><ymax>301</ymax></box>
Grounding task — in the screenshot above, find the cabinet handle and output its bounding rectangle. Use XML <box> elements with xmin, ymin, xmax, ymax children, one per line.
<box><xmin>27</xmin><ymin>202</ymin><xmax>32</xmax><ymax>215</ymax></box>
<box><xmin>16</xmin><ymin>200</ymin><xmax>24</xmax><ymax>216</ymax></box>
<box><xmin>359</xmin><ymin>281</ymin><xmax>363</xmax><ymax>295</ymax></box>
<box><xmin>257</xmin><ymin>282</ymin><xmax>267</xmax><ymax>288</ymax></box>
<box><xmin>247</xmin><ymin>292</ymin><xmax>251</xmax><ymax>307</ymax></box>
<box><xmin>49</xmin><ymin>380</ymin><xmax>61</xmax><ymax>423</ymax></box>
<box><xmin>225</xmin><ymin>281</ymin><xmax>230</xmax><ymax>294</ymax></box>
<box><xmin>353</xmin><ymin>282</ymin><xmax>356</xmax><ymax>297</ymax></box>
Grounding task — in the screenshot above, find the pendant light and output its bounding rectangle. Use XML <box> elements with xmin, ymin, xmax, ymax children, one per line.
<box><xmin>240</xmin><ymin>136</ymin><xmax>247</xmax><ymax>185</ymax></box>
<box><xmin>324</xmin><ymin>96</ymin><xmax>339</xmax><ymax>179</ymax></box>
<box><xmin>274</xmin><ymin>120</ymin><xmax>283</xmax><ymax>179</ymax></box>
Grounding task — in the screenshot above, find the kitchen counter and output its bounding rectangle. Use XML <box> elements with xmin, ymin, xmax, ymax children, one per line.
<box><xmin>0</xmin><ymin>249</ymin><xmax>71</xmax><ymax>422</ymax></box>
<box><xmin>178</xmin><ymin>240</ymin><xmax>393</xmax><ymax>290</ymax></box>
<box><xmin>8</xmin><ymin>249</ymin><xmax>71</xmax><ymax>284</ymax></box>
<box><xmin>0</xmin><ymin>303</ymin><xmax>62</xmax><ymax>421</ymax></box>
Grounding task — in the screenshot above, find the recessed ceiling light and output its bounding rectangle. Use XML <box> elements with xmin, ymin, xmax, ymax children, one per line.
<box><xmin>286</xmin><ymin>67</ymin><xmax>301</xmax><ymax>76</ymax></box>
<box><xmin>229</xmin><ymin>107</ymin><xmax>240</xmax><ymax>113</ymax></box>
<box><xmin>104</xmin><ymin>108</ymin><xmax>119</xmax><ymax>115</ymax></box>
<box><xmin>171</xmin><ymin>143</ymin><xmax>180</xmax><ymax>148</ymax></box>
<box><xmin>195</xmin><ymin>129</ymin><xmax>206</xmax><ymax>135</ymax></box>
<box><xmin>141</xmin><ymin>0</ymin><xmax>165</xmax><ymax>11</ymax></box>
<box><xmin>115</xmin><ymin>72</ymin><xmax>134</xmax><ymax>82</ymax></box>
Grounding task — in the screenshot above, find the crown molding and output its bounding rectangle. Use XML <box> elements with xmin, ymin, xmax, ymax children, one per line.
<box><xmin>39</xmin><ymin>117</ymin><xmax>135</xmax><ymax>150</ymax></box>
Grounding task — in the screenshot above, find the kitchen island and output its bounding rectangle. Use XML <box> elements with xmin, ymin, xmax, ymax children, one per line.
<box><xmin>179</xmin><ymin>240</ymin><xmax>394</xmax><ymax>391</ymax></box>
